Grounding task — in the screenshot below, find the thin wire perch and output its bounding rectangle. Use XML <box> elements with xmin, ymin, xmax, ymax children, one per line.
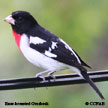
<box><xmin>0</xmin><ymin>70</ymin><xmax>108</xmax><ymax>91</ymax></box>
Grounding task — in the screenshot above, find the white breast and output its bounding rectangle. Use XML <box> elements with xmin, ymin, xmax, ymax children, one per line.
<box><xmin>20</xmin><ymin>34</ymin><xmax>67</xmax><ymax>71</ymax></box>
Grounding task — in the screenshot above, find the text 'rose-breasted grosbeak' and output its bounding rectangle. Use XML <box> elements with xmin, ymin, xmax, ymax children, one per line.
<box><xmin>4</xmin><ymin>11</ymin><xmax>104</xmax><ymax>99</ymax></box>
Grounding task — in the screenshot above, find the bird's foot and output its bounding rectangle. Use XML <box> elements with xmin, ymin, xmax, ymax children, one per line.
<box><xmin>35</xmin><ymin>73</ymin><xmax>46</xmax><ymax>82</ymax></box>
<box><xmin>35</xmin><ymin>70</ymin><xmax>50</xmax><ymax>82</ymax></box>
<box><xmin>47</xmin><ymin>72</ymin><xmax>56</xmax><ymax>82</ymax></box>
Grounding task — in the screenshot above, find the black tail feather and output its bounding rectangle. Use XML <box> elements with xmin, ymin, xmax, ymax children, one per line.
<box><xmin>80</xmin><ymin>69</ymin><xmax>105</xmax><ymax>100</ymax></box>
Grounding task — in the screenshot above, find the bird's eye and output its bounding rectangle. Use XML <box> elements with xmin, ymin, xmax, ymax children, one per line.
<box><xmin>18</xmin><ymin>16</ymin><xmax>23</xmax><ymax>21</ymax></box>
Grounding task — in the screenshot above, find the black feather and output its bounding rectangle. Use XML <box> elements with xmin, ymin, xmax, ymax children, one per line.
<box><xmin>79</xmin><ymin>66</ymin><xmax>104</xmax><ymax>100</ymax></box>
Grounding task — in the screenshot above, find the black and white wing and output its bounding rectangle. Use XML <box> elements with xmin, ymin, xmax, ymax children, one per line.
<box><xmin>29</xmin><ymin>35</ymin><xmax>90</xmax><ymax>68</ymax></box>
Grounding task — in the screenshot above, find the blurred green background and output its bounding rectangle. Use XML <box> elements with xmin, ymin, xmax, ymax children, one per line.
<box><xmin>0</xmin><ymin>0</ymin><xmax>108</xmax><ymax>108</ymax></box>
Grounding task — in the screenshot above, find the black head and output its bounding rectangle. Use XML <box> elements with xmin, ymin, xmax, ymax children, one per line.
<box><xmin>4</xmin><ymin>11</ymin><xmax>38</xmax><ymax>34</ymax></box>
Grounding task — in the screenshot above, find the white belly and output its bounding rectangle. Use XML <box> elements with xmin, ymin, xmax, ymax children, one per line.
<box><xmin>20</xmin><ymin>34</ymin><xmax>68</xmax><ymax>71</ymax></box>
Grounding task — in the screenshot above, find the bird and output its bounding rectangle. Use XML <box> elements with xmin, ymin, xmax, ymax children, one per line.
<box><xmin>4</xmin><ymin>11</ymin><xmax>104</xmax><ymax>100</ymax></box>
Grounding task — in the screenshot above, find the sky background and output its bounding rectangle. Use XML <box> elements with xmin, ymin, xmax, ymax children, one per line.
<box><xmin>0</xmin><ymin>0</ymin><xmax>108</xmax><ymax>108</ymax></box>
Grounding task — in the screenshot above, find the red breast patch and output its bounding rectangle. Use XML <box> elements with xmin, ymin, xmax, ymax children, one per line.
<box><xmin>12</xmin><ymin>30</ymin><xmax>21</xmax><ymax>51</ymax></box>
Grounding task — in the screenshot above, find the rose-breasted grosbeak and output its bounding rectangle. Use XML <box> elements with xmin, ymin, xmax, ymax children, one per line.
<box><xmin>4</xmin><ymin>11</ymin><xmax>104</xmax><ymax>99</ymax></box>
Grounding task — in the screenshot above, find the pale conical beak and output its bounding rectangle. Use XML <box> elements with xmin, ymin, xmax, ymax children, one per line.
<box><xmin>4</xmin><ymin>15</ymin><xmax>15</xmax><ymax>25</ymax></box>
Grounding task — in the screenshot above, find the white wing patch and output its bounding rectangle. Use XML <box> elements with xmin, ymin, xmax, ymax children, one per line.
<box><xmin>30</xmin><ymin>37</ymin><xmax>46</xmax><ymax>44</ymax></box>
<box><xmin>51</xmin><ymin>42</ymin><xmax>57</xmax><ymax>49</ymax></box>
<box><xmin>48</xmin><ymin>47</ymin><xmax>52</xmax><ymax>51</ymax></box>
<box><xmin>29</xmin><ymin>36</ymin><xmax>57</xmax><ymax>58</ymax></box>
<box><xmin>45</xmin><ymin>42</ymin><xmax>57</xmax><ymax>58</ymax></box>
<box><xmin>45</xmin><ymin>51</ymin><xmax>57</xmax><ymax>58</ymax></box>
<box><xmin>60</xmin><ymin>38</ymin><xmax>81</xmax><ymax>64</ymax></box>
